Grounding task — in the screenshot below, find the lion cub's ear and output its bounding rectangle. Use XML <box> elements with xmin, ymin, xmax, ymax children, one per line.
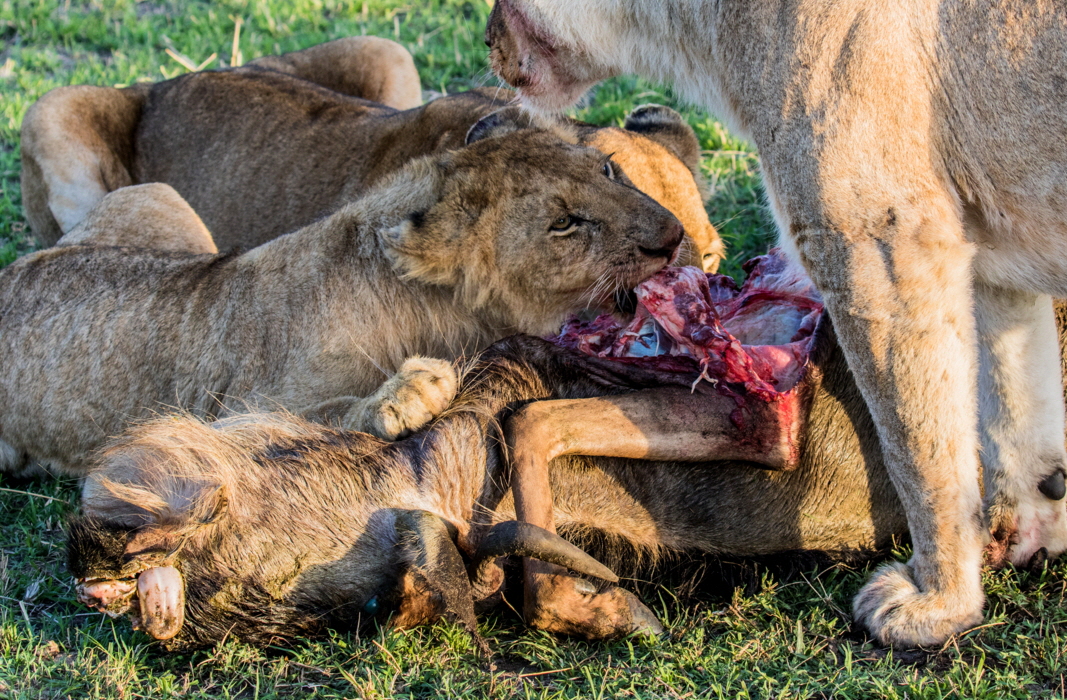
<box><xmin>381</xmin><ymin>212</ymin><xmax>462</xmax><ymax>286</ymax></box>
<box><xmin>465</xmin><ymin>106</ymin><xmax>535</xmax><ymax>144</ymax></box>
<box><xmin>623</xmin><ymin>104</ymin><xmax>702</xmax><ymax>183</ymax></box>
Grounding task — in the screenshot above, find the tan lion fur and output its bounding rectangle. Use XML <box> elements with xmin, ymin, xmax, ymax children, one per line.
<box><xmin>244</xmin><ymin>35</ymin><xmax>422</xmax><ymax>110</ymax></box>
<box><xmin>57</xmin><ymin>184</ymin><xmax>217</xmax><ymax>254</ymax></box>
<box><xmin>0</xmin><ymin>123</ymin><xmax>682</xmax><ymax>477</ymax></box>
<box><xmin>18</xmin><ymin>36</ymin><xmax>421</xmax><ymax>249</ymax></box>
<box><xmin>485</xmin><ymin>0</ymin><xmax>1067</xmax><ymax>646</ymax></box>
<box><xmin>20</xmin><ymin>38</ymin><xmax>723</xmax><ymax>270</ymax></box>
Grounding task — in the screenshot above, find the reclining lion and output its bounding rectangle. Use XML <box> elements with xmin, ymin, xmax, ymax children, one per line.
<box><xmin>18</xmin><ymin>36</ymin><xmax>420</xmax><ymax>246</ymax></box>
<box><xmin>21</xmin><ymin>37</ymin><xmax>724</xmax><ymax>271</ymax></box>
<box><xmin>0</xmin><ymin>119</ymin><xmax>683</xmax><ymax>477</ymax></box>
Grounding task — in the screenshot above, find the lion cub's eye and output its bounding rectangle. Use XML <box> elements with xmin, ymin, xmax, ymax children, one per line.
<box><xmin>602</xmin><ymin>161</ymin><xmax>615</xmax><ymax>180</ymax></box>
<box><xmin>549</xmin><ymin>215</ymin><xmax>575</xmax><ymax>234</ymax></box>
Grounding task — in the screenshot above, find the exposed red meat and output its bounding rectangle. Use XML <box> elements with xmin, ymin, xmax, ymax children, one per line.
<box><xmin>551</xmin><ymin>250</ymin><xmax>824</xmax><ymax>401</ymax></box>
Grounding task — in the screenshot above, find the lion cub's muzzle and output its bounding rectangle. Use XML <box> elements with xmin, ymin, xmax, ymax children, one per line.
<box><xmin>636</xmin><ymin>219</ymin><xmax>685</xmax><ymax>267</ymax></box>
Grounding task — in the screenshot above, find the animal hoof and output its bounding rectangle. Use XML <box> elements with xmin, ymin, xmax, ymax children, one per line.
<box><xmin>1026</xmin><ymin>547</ymin><xmax>1049</xmax><ymax>572</ymax></box>
<box><xmin>76</xmin><ymin>577</ymin><xmax>138</xmax><ymax>616</ymax></box>
<box><xmin>357</xmin><ymin>357</ymin><xmax>459</xmax><ymax>440</ymax></box>
<box><xmin>573</xmin><ymin>577</ymin><xmax>597</xmax><ymax>595</ymax></box>
<box><xmin>621</xmin><ymin>588</ymin><xmax>665</xmax><ymax>637</ymax></box>
<box><xmin>137</xmin><ymin>566</ymin><xmax>186</xmax><ymax>640</ymax></box>
<box><xmin>1038</xmin><ymin>470</ymin><xmax>1066</xmax><ymax>501</ymax></box>
<box><xmin>852</xmin><ymin>561</ymin><xmax>984</xmax><ymax>647</ymax></box>
<box><xmin>525</xmin><ymin>571</ymin><xmax>664</xmax><ymax>640</ymax></box>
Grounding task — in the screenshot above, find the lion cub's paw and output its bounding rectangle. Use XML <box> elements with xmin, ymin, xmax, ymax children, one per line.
<box><xmin>852</xmin><ymin>561</ymin><xmax>985</xmax><ymax>647</ymax></box>
<box><xmin>349</xmin><ymin>357</ymin><xmax>458</xmax><ymax>440</ymax></box>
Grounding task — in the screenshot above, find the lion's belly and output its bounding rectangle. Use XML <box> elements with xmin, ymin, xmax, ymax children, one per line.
<box><xmin>966</xmin><ymin>197</ymin><xmax>1067</xmax><ymax>296</ymax></box>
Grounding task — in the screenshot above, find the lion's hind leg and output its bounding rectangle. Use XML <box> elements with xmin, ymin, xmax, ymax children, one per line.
<box><xmin>249</xmin><ymin>36</ymin><xmax>422</xmax><ymax>110</ymax></box>
<box><xmin>976</xmin><ymin>284</ymin><xmax>1067</xmax><ymax>567</ymax></box>
<box><xmin>20</xmin><ymin>84</ymin><xmax>144</xmax><ymax>245</ymax></box>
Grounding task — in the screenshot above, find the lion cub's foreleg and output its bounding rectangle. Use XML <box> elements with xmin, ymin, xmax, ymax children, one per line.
<box><xmin>300</xmin><ymin>357</ymin><xmax>458</xmax><ymax>440</ymax></box>
<box><xmin>976</xmin><ymin>283</ymin><xmax>1067</xmax><ymax>566</ymax></box>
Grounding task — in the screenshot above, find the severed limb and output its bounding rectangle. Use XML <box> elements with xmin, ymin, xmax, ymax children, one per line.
<box><xmin>503</xmin><ymin>384</ymin><xmax>808</xmax><ymax>638</ymax></box>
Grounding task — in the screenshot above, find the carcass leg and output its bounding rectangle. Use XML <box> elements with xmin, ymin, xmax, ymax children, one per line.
<box><xmin>504</xmin><ymin>385</ymin><xmax>805</xmax><ymax>638</ymax></box>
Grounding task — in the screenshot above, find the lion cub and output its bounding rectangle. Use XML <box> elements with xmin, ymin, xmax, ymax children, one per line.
<box><xmin>0</xmin><ymin>116</ymin><xmax>683</xmax><ymax>477</ymax></box>
<box><xmin>21</xmin><ymin>37</ymin><xmax>723</xmax><ymax>271</ymax></box>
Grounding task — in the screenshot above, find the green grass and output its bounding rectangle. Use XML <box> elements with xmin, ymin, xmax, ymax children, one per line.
<box><xmin>1</xmin><ymin>1</ymin><xmax>1064</xmax><ymax>698</ymax></box>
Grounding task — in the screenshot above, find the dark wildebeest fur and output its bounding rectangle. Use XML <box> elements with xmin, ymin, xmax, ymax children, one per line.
<box><xmin>68</xmin><ymin>303</ymin><xmax>1067</xmax><ymax>648</ymax></box>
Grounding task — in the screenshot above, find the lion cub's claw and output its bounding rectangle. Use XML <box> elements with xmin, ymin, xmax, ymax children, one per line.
<box><xmin>350</xmin><ymin>357</ymin><xmax>458</xmax><ymax>440</ymax></box>
<box><xmin>852</xmin><ymin>561</ymin><xmax>984</xmax><ymax>647</ymax></box>
<box><xmin>525</xmin><ymin>572</ymin><xmax>664</xmax><ymax>640</ymax></box>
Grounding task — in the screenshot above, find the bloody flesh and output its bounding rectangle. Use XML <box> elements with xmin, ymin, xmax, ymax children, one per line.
<box><xmin>551</xmin><ymin>250</ymin><xmax>824</xmax><ymax>401</ymax></box>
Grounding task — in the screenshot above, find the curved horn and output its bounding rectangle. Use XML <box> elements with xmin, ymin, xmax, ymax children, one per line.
<box><xmin>393</xmin><ymin>509</ymin><xmax>487</xmax><ymax>654</ymax></box>
<box><xmin>471</xmin><ymin>521</ymin><xmax>618</xmax><ymax>583</ymax></box>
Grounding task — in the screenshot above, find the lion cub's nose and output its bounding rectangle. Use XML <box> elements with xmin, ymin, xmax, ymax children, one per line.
<box><xmin>638</xmin><ymin>220</ymin><xmax>685</xmax><ymax>261</ymax></box>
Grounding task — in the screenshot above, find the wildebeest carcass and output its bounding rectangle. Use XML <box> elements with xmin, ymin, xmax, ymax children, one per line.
<box><xmin>67</xmin><ymin>268</ymin><xmax>1067</xmax><ymax>647</ymax></box>
<box><xmin>66</xmin><ymin>249</ymin><xmax>1067</xmax><ymax>644</ymax></box>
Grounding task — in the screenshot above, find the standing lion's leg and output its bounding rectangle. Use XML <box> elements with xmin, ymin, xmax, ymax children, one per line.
<box><xmin>785</xmin><ymin>197</ymin><xmax>986</xmax><ymax>646</ymax></box>
<box><xmin>976</xmin><ymin>284</ymin><xmax>1067</xmax><ymax>566</ymax></box>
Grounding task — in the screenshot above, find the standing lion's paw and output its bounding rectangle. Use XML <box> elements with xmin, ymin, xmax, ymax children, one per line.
<box><xmin>348</xmin><ymin>357</ymin><xmax>458</xmax><ymax>440</ymax></box>
<box><xmin>852</xmin><ymin>561</ymin><xmax>985</xmax><ymax>647</ymax></box>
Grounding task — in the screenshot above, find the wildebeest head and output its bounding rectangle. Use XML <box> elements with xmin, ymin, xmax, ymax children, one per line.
<box><xmin>67</xmin><ymin>410</ymin><xmax>614</xmax><ymax>650</ymax></box>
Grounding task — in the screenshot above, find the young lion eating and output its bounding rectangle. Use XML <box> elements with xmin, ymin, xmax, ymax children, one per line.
<box><xmin>0</xmin><ymin>117</ymin><xmax>683</xmax><ymax>477</ymax></box>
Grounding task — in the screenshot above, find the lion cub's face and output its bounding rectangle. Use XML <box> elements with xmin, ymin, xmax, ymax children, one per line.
<box><xmin>384</xmin><ymin>122</ymin><xmax>684</xmax><ymax>336</ymax></box>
